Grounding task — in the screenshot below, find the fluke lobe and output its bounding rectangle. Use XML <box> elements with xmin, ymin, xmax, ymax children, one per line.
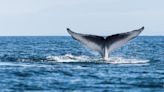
<box><xmin>67</xmin><ymin>27</ymin><xmax>144</xmax><ymax>60</ymax></box>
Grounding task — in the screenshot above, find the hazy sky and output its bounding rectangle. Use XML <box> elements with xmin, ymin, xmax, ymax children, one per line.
<box><xmin>0</xmin><ymin>0</ymin><xmax>164</xmax><ymax>36</ymax></box>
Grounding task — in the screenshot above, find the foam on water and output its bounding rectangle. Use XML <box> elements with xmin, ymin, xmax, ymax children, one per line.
<box><xmin>107</xmin><ymin>57</ymin><xmax>149</xmax><ymax>64</ymax></box>
<box><xmin>46</xmin><ymin>54</ymin><xmax>149</xmax><ymax>64</ymax></box>
<box><xmin>0</xmin><ymin>62</ymin><xmax>51</xmax><ymax>68</ymax></box>
<box><xmin>46</xmin><ymin>54</ymin><xmax>91</xmax><ymax>62</ymax></box>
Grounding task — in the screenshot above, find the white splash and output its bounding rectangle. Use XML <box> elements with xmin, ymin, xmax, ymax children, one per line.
<box><xmin>46</xmin><ymin>54</ymin><xmax>149</xmax><ymax>64</ymax></box>
<box><xmin>46</xmin><ymin>54</ymin><xmax>91</xmax><ymax>62</ymax></box>
<box><xmin>107</xmin><ymin>57</ymin><xmax>149</xmax><ymax>64</ymax></box>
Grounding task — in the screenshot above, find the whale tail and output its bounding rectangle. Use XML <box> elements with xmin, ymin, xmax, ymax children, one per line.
<box><xmin>67</xmin><ymin>27</ymin><xmax>144</xmax><ymax>60</ymax></box>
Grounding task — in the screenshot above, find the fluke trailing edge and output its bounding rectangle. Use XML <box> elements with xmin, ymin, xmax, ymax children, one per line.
<box><xmin>67</xmin><ymin>27</ymin><xmax>144</xmax><ymax>60</ymax></box>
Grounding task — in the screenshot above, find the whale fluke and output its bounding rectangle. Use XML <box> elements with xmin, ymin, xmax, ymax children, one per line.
<box><xmin>67</xmin><ymin>27</ymin><xmax>144</xmax><ymax>60</ymax></box>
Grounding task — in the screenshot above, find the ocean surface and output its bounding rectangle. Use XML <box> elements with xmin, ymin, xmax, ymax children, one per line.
<box><xmin>0</xmin><ymin>36</ymin><xmax>163</xmax><ymax>92</ymax></box>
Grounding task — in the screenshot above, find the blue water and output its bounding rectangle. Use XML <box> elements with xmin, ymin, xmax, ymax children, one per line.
<box><xmin>0</xmin><ymin>36</ymin><xmax>163</xmax><ymax>92</ymax></box>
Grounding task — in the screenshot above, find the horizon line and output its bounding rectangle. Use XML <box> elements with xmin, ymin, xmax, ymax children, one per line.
<box><xmin>0</xmin><ymin>35</ymin><xmax>163</xmax><ymax>37</ymax></box>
